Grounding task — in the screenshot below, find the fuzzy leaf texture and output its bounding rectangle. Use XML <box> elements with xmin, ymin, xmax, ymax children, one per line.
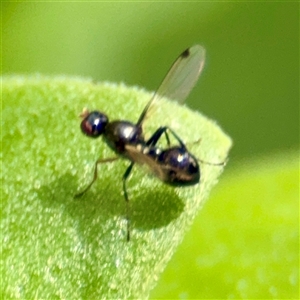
<box><xmin>1</xmin><ymin>75</ymin><xmax>232</xmax><ymax>299</ymax></box>
<box><xmin>151</xmin><ymin>151</ymin><xmax>299</xmax><ymax>298</ymax></box>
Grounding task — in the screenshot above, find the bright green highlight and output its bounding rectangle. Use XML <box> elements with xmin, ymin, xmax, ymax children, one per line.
<box><xmin>151</xmin><ymin>151</ymin><xmax>299</xmax><ymax>299</ymax></box>
<box><xmin>1</xmin><ymin>75</ymin><xmax>231</xmax><ymax>299</ymax></box>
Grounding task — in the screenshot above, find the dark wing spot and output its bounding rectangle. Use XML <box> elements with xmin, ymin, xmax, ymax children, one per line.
<box><xmin>181</xmin><ymin>48</ymin><xmax>190</xmax><ymax>58</ymax></box>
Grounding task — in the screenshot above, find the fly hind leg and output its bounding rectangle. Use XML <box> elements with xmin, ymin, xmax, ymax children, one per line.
<box><xmin>146</xmin><ymin>126</ymin><xmax>187</xmax><ymax>149</ymax></box>
<box><xmin>146</xmin><ymin>126</ymin><xmax>173</xmax><ymax>147</ymax></box>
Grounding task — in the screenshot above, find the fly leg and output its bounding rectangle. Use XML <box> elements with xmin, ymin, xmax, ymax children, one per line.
<box><xmin>146</xmin><ymin>126</ymin><xmax>174</xmax><ymax>147</ymax></box>
<box><xmin>122</xmin><ymin>162</ymin><xmax>135</xmax><ymax>241</ymax></box>
<box><xmin>146</xmin><ymin>126</ymin><xmax>188</xmax><ymax>150</ymax></box>
<box><xmin>74</xmin><ymin>157</ymin><xmax>119</xmax><ymax>198</ymax></box>
<box><xmin>164</xmin><ymin>128</ymin><xmax>226</xmax><ymax>166</ymax></box>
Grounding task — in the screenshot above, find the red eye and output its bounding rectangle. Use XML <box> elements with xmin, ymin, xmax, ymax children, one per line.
<box><xmin>80</xmin><ymin>111</ymin><xmax>108</xmax><ymax>138</ymax></box>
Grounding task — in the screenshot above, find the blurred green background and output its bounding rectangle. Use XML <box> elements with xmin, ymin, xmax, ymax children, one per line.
<box><xmin>3</xmin><ymin>2</ymin><xmax>298</xmax><ymax>163</ymax></box>
<box><xmin>2</xmin><ymin>2</ymin><xmax>299</xmax><ymax>299</ymax></box>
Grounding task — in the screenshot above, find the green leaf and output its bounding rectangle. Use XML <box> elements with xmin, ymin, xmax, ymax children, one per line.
<box><xmin>151</xmin><ymin>151</ymin><xmax>299</xmax><ymax>299</ymax></box>
<box><xmin>1</xmin><ymin>75</ymin><xmax>232</xmax><ymax>299</ymax></box>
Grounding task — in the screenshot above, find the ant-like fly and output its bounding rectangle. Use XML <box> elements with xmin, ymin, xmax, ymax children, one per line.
<box><xmin>75</xmin><ymin>45</ymin><xmax>223</xmax><ymax>241</ymax></box>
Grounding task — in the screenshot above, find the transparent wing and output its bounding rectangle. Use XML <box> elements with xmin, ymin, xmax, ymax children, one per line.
<box><xmin>125</xmin><ymin>145</ymin><xmax>168</xmax><ymax>181</ymax></box>
<box><xmin>137</xmin><ymin>45</ymin><xmax>205</xmax><ymax>126</ymax></box>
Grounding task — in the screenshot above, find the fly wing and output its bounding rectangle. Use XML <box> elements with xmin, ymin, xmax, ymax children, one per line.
<box><xmin>125</xmin><ymin>145</ymin><xmax>168</xmax><ymax>181</ymax></box>
<box><xmin>137</xmin><ymin>45</ymin><xmax>206</xmax><ymax>126</ymax></box>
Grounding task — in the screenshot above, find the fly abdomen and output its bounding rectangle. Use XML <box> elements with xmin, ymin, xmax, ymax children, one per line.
<box><xmin>158</xmin><ymin>146</ymin><xmax>200</xmax><ymax>186</ymax></box>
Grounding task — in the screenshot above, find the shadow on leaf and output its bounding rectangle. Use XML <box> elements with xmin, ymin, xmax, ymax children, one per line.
<box><xmin>37</xmin><ymin>172</ymin><xmax>184</xmax><ymax>242</ymax></box>
<box><xmin>132</xmin><ymin>187</ymin><xmax>184</xmax><ymax>229</ymax></box>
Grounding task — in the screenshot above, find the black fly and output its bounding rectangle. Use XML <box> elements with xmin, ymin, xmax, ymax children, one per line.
<box><xmin>75</xmin><ymin>45</ymin><xmax>220</xmax><ymax>241</ymax></box>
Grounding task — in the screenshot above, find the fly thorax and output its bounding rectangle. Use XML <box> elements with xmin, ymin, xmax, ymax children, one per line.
<box><xmin>104</xmin><ymin>121</ymin><xmax>143</xmax><ymax>153</ymax></box>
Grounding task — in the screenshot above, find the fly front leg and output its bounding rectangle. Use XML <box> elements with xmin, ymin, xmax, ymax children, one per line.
<box><xmin>75</xmin><ymin>157</ymin><xmax>119</xmax><ymax>198</ymax></box>
<box><xmin>122</xmin><ymin>162</ymin><xmax>135</xmax><ymax>241</ymax></box>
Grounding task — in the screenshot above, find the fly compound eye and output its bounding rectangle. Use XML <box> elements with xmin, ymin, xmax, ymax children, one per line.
<box><xmin>80</xmin><ymin>111</ymin><xmax>108</xmax><ymax>138</ymax></box>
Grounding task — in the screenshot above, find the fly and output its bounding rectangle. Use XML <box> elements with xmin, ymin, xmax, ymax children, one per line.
<box><xmin>75</xmin><ymin>45</ymin><xmax>222</xmax><ymax>241</ymax></box>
